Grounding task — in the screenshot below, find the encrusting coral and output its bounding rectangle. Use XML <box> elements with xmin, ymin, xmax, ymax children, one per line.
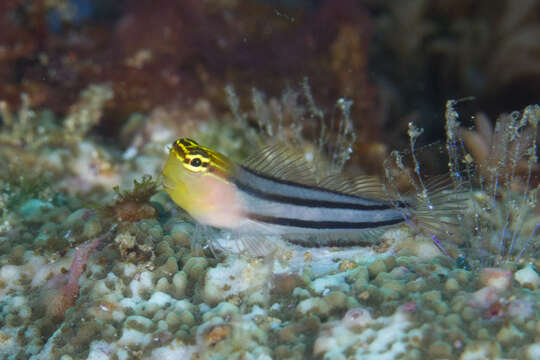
<box><xmin>0</xmin><ymin>96</ymin><xmax>539</xmax><ymax>359</ymax></box>
<box><xmin>105</xmin><ymin>175</ymin><xmax>160</xmax><ymax>223</ymax></box>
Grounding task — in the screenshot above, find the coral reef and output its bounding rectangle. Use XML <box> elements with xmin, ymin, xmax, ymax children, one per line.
<box><xmin>449</xmin><ymin>103</ymin><xmax>540</xmax><ymax>266</ymax></box>
<box><xmin>1</xmin><ymin>84</ymin><xmax>539</xmax><ymax>359</ymax></box>
<box><xmin>1</xmin><ymin>1</ymin><xmax>539</xmax><ymax>359</ymax></box>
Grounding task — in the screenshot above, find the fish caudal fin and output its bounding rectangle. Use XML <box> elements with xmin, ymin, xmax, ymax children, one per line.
<box><xmin>384</xmin><ymin>143</ymin><xmax>472</xmax><ymax>257</ymax></box>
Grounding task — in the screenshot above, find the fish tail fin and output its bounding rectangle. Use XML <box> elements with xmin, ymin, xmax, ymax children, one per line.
<box><xmin>384</xmin><ymin>144</ymin><xmax>472</xmax><ymax>257</ymax></box>
<box><xmin>406</xmin><ymin>176</ymin><xmax>469</xmax><ymax>256</ymax></box>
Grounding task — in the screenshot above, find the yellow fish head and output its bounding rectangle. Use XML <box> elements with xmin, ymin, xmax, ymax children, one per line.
<box><xmin>162</xmin><ymin>138</ymin><xmax>243</xmax><ymax>227</ymax></box>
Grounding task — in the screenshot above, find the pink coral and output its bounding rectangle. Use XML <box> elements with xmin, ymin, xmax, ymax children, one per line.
<box><xmin>399</xmin><ymin>301</ymin><xmax>418</xmax><ymax>314</ymax></box>
<box><xmin>479</xmin><ymin>267</ymin><xmax>513</xmax><ymax>291</ymax></box>
<box><xmin>45</xmin><ymin>235</ymin><xmax>103</xmax><ymax>318</ymax></box>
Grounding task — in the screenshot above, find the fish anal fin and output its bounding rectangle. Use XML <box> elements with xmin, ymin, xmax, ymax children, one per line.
<box><xmin>284</xmin><ymin>229</ymin><xmax>389</xmax><ymax>248</ymax></box>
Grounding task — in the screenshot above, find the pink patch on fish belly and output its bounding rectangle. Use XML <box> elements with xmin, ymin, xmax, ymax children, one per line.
<box><xmin>196</xmin><ymin>176</ymin><xmax>245</xmax><ymax>229</ymax></box>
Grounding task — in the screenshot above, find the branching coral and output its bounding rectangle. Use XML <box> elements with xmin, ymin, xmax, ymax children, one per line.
<box><xmin>459</xmin><ymin>108</ymin><xmax>540</xmax><ymax>191</ymax></box>
<box><xmin>382</xmin><ymin>101</ymin><xmax>540</xmax><ymax>266</ymax></box>
<box><xmin>0</xmin><ymin>83</ymin><xmax>112</xmax><ymax>151</ymax></box>
<box><xmin>225</xmin><ymin>82</ymin><xmax>357</xmax><ymax>176</ymax></box>
<box><xmin>63</xmin><ymin>84</ymin><xmax>114</xmax><ymax>142</ymax></box>
<box><xmin>446</xmin><ymin>102</ymin><xmax>540</xmax><ymax>265</ymax></box>
<box><xmin>0</xmin><ymin>94</ymin><xmax>52</xmax><ymax>149</ymax></box>
<box><xmin>0</xmin><ymin>84</ymin><xmax>120</xmax><ymax>198</ymax></box>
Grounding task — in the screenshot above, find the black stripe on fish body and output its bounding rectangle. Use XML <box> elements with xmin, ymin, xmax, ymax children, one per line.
<box><xmin>237</xmin><ymin>182</ymin><xmax>406</xmax><ymax>225</ymax></box>
<box><xmin>245</xmin><ymin>213</ymin><xmax>404</xmax><ymax>230</ymax></box>
<box><xmin>237</xmin><ymin>166</ymin><xmax>410</xmax><ymax>210</ymax></box>
<box><xmin>234</xmin><ymin>179</ymin><xmax>398</xmax><ymax>210</ymax></box>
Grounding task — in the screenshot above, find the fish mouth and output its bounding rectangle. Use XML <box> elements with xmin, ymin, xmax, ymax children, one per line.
<box><xmin>162</xmin><ymin>177</ymin><xmax>174</xmax><ymax>190</ymax></box>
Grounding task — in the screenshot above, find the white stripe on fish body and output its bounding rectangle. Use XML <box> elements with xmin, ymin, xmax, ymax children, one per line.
<box><xmin>238</xmin><ymin>188</ymin><xmax>405</xmax><ymax>224</ymax></box>
<box><xmin>236</xmin><ymin>166</ymin><xmax>391</xmax><ymax>207</ymax></box>
<box><xmin>232</xmin><ymin>166</ymin><xmax>408</xmax><ymax>235</ymax></box>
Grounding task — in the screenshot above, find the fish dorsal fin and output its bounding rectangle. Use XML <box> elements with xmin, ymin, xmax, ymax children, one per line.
<box><xmin>242</xmin><ymin>143</ymin><xmax>319</xmax><ymax>187</ymax></box>
<box><xmin>244</xmin><ymin>142</ymin><xmax>390</xmax><ymax>199</ymax></box>
<box><xmin>318</xmin><ymin>174</ymin><xmax>390</xmax><ymax>200</ymax></box>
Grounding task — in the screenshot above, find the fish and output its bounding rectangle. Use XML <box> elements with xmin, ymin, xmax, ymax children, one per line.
<box><xmin>162</xmin><ymin>138</ymin><xmax>462</xmax><ymax>255</ymax></box>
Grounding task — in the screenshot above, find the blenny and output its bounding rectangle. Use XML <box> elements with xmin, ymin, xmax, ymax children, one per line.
<box><xmin>162</xmin><ymin>138</ymin><xmax>459</xmax><ymax>254</ymax></box>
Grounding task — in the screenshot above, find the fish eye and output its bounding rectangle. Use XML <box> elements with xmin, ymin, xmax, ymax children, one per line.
<box><xmin>190</xmin><ymin>158</ymin><xmax>202</xmax><ymax>167</ymax></box>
